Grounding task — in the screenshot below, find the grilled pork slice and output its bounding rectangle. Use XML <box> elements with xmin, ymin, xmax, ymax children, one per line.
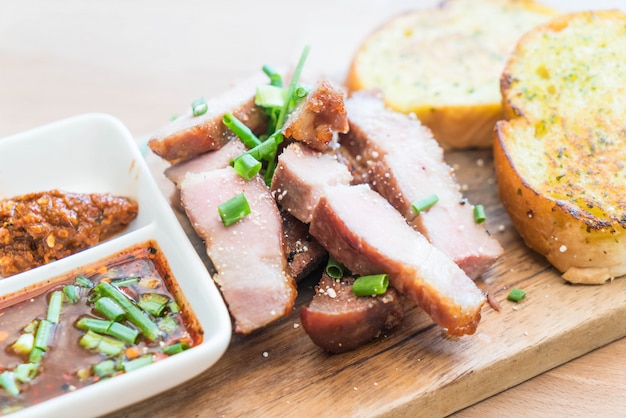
<box><xmin>342</xmin><ymin>92</ymin><xmax>502</xmax><ymax>279</ymax></box>
<box><xmin>300</xmin><ymin>273</ymin><xmax>404</xmax><ymax>353</ymax></box>
<box><xmin>180</xmin><ymin>167</ymin><xmax>297</xmax><ymax>333</ymax></box>
<box><xmin>148</xmin><ymin>72</ymin><xmax>267</xmax><ymax>163</ymax></box>
<box><xmin>309</xmin><ymin>184</ymin><xmax>485</xmax><ymax>336</ymax></box>
<box><xmin>271</xmin><ymin>142</ymin><xmax>353</xmax><ymax>223</ymax></box>
<box><xmin>281</xmin><ymin>210</ymin><xmax>326</xmax><ymax>282</ymax></box>
<box><xmin>164</xmin><ymin>139</ymin><xmax>247</xmax><ymax>187</ymax></box>
<box><xmin>282</xmin><ymin>80</ymin><xmax>349</xmax><ymax>151</ymax></box>
<box><xmin>496</xmin><ymin>10</ymin><xmax>626</xmax><ymax>284</ymax></box>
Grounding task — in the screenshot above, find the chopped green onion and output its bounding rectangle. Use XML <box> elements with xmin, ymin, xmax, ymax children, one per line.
<box><xmin>95</xmin><ymin>296</ymin><xmax>126</xmax><ymax>322</ymax></box>
<box><xmin>93</xmin><ymin>282</ymin><xmax>161</xmax><ymax>341</ymax></box>
<box><xmin>411</xmin><ymin>193</ymin><xmax>439</xmax><ymax>214</ymax></box>
<box><xmin>92</xmin><ymin>359</ymin><xmax>116</xmax><ymax>377</ymax></box>
<box><xmin>123</xmin><ymin>354</ymin><xmax>154</xmax><ymax>373</ymax></box>
<box><xmin>235</xmin><ymin>133</ymin><xmax>281</xmax><ymax>163</ymax></box>
<box><xmin>77</xmin><ymin>318</ymin><xmax>139</xmax><ymax>344</ymax></box>
<box><xmin>223</xmin><ymin>113</ymin><xmax>262</xmax><ymax>148</ymax></box>
<box><xmin>14</xmin><ymin>363</ymin><xmax>38</xmax><ymax>383</ymax></box>
<box><xmin>28</xmin><ymin>347</ymin><xmax>44</xmax><ymax>364</ymax></box>
<box><xmin>325</xmin><ymin>257</ymin><xmax>345</xmax><ymax>279</ymax></box>
<box><xmin>0</xmin><ymin>371</ymin><xmax>19</xmax><ymax>397</ymax></box>
<box><xmin>474</xmin><ymin>204</ymin><xmax>487</xmax><ymax>224</ymax></box>
<box><xmin>138</xmin><ymin>293</ymin><xmax>170</xmax><ymax>317</ymax></box>
<box><xmin>11</xmin><ymin>333</ymin><xmax>35</xmax><ymax>355</ymax></box>
<box><xmin>76</xmin><ymin>317</ymin><xmax>111</xmax><ymax>334</ymax></box>
<box><xmin>22</xmin><ymin>319</ymin><xmax>39</xmax><ymax>334</ymax></box>
<box><xmin>33</xmin><ymin>319</ymin><xmax>52</xmax><ymax>352</ymax></box>
<box><xmin>191</xmin><ymin>97</ymin><xmax>208</xmax><ymax>117</ymax></box>
<box><xmin>111</xmin><ymin>277</ymin><xmax>140</xmax><ymax>287</ymax></box>
<box><xmin>262</xmin><ymin>64</ymin><xmax>283</xmax><ymax>87</ymax></box>
<box><xmin>108</xmin><ymin>322</ymin><xmax>139</xmax><ymax>345</ymax></box>
<box><xmin>158</xmin><ymin>316</ymin><xmax>178</xmax><ymax>335</ymax></box>
<box><xmin>74</xmin><ymin>275</ymin><xmax>93</xmax><ymax>288</ymax></box>
<box><xmin>276</xmin><ymin>45</ymin><xmax>311</xmax><ymax>130</ymax></box>
<box><xmin>79</xmin><ymin>330</ymin><xmax>102</xmax><ymax>350</ymax></box>
<box><xmin>255</xmin><ymin>84</ymin><xmax>285</xmax><ymax>108</ymax></box>
<box><xmin>167</xmin><ymin>300</ymin><xmax>180</xmax><ymax>314</ymax></box>
<box><xmin>47</xmin><ymin>290</ymin><xmax>63</xmax><ymax>324</ymax></box>
<box><xmin>352</xmin><ymin>274</ymin><xmax>389</xmax><ymax>297</ymax></box>
<box><xmin>507</xmin><ymin>288</ymin><xmax>526</xmax><ymax>302</ymax></box>
<box><xmin>233</xmin><ymin>153</ymin><xmax>262</xmax><ymax>180</ymax></box>
<box><xmin>63</xmin><ymin>284</ymin><xmax>81</xmax><ymax>304</ymax></box>
<box><xmin>97</xmin><ymin>335</ymin><xmax>126</xmax><ymax>356</ymax></box>
<box><xmin>294</xmin><ymin>86</ymin><xmax>309</xmax><ymax>100</ymax></box>
<box><xmin>218</xmin><ymin>193</ymin><xmax>251</xmax><ymax>227</ymax></box>
<box><xmin>162</xmin><ymin>342</ymin><xmax>190</xmax><ymax>355</ymax></box>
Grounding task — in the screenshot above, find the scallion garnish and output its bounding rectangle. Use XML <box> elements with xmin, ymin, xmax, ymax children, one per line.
<box><xmin>191</xmin><ymin>97</ymin><xmax>208</xmax><ymax>117</ymax></box>
<box><xmin>92</xmin><ymin>359</ymin><xmax>116</xmax><ymax>377</ymax></box>
<box><xmin>473</xmin><ymin>204</ymin><xmax>487</xmax><ymax>224</ymax></box>
<box><xmin>0</xmin><ymin>371</ymin><xmax>19</xmax><ymax>397</ymax></box>
<box><xmin>507</xmin><ymin>288</ymin><xmax>526</xmax><ymax>302</ymax></box>
<box><xmin>162</xmin><ymin>342</ymin><xmax>190</xmax><ymax>355</ymax></box>
<box><xmin>28</xmin><ymin>347</ymin><xmax>44</xmax><ymax>364</ymax></box>
<box><xmin>111</xmin><ymin>277</ymin><xmax>140</xmax><ymax>287</ymax></box>
<box><xmin>33</xmin><ymin>319</ymin><xmax>52</xmax><ymax>352</ymax></box>
<box><xmin>411</xmin><ymin>193</ymin><xmax>439</xmax><ymax>214</ymax></box>
<box><xmin>46</xmin><ymin>290</ymin><xmax>63</xmax><ymax>324</ymax></box>
<box><xmin>325</xmin><ymin>257</ymin><xmax>345</xmax><ymax>279</ymax></box>
<box><xmin>262</xmin><ymin>64</ymin><xmax>283</xmax><ymax>87</ymax></box>
<box><xmin>92</xmin><ymin>282</ymin><xmax>161</xmax><ymax>341</ymax></box>
<box><xmin>74</xmin><ymin>275</ymin><xmax>93</xmax><ymax>288</ymax></box>
<box><xmin>218</xmin><ymin>193</ymin><xmax>251</xmax><ymax>227</ymax></box>
<box><xmin>137</xmin><ymin>293</ymin><xmax>170</xmax><ymax>317</ymax></box>
<box><xmin>223</xmin><ymin>113</ymin><xmax>262</xmax><ymax>148</ymax></box>
<box><xmin>158</xmin><ymin>316</ymin><xmax>178</xmax><ymax>334</ymax></box>
<box><xmin>123</xmin><ymin>354</ymin><xmax>154</xmax><ymax>373</ymax></box>
<box><xmin>63</xmin><ymin>284</ymin><xmax>81</xmax><ymax>304</ymax></box>
<box><xmin>255</xmin><ymin>84</ymin><xmax>286</xmax><ymax>108</ymax></box>
<box><xmin>352</xmin><ymin>274</ymin><xmax>389</xmax><ymax>297</ymax></box>
<box><xmin>95</xmin><ymin>296</ymin><xmax>127</xmax><ymax>322</ymax></box>
<box><xmin>233</xmin><ymin>153</ymin><xmax>262</xmax><ymax>180</ymax></box>
<box><xmin>13</xmin><ymin>363</ymin><xmax>38</xmax><ymax>383</ymax></box>
<box><xmin>275</xmin><ymin>45</ymin><xmax>311</xmax><ymax>129</ymax></box>
<box><xmin>79</xmin><ymin>330</ymin><xmax>102</xmax><ymax>350</ymax></box>
<box><xmin>11</xmin><ymin>333</ymin><xmax>35</xmax><ymax>355</ymax></box>
<box><xmin>97</xmin><ymin>335</ymin><xmax>126</xmax><ymax>356</ymax></box>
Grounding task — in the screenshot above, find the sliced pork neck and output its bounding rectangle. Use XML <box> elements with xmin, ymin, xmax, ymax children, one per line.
<box><xmin>164</xmin><ymin>139</ymin><xmax>247</xmax><ymax>187</ymax></box>
<box><xmin>282</xmin><ymin>80</ymin><xmax>349</xmax><ymax>151</ymax></box>
<box><xmin>300</xmin><ymin>273</ymin><xmax>404</xmax><ymax>353</ymax></box>
<box><xmin>270</xmin><ymin>142</ymin><xmax>352</xmax><ymax>224</ymax></box>
<box><xmin>342</xmin><ymin>92</ymin><xmax>502</xmax><ymax>279</ymax></box>
<box><xmin>148</xmin><ymin>72</ymin><xmax>267</xmax><ymax>164</ymax></box>
<box><xmin>180</xmin><ymin>166</ymin><xmax>297</xmax><ymax>334</ymax></box>
<box><xmin>309</xmin><ymin>184</ymin><xmax>485</xmax><ymax>336</ymax></box>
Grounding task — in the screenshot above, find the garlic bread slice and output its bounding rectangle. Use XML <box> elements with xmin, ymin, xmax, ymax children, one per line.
<box><xmin>346</xmin><ymin>0</ymin><xmax>555</xmax><ymax>149</ymax></box>
<box><xmin>495</xmin><ymin>10</ymin><xmax>626</xmax><ymax>284</ymax></box>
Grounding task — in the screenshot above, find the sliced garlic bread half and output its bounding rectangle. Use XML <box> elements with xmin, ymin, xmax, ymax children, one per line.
<box><xmin>346</xmin><ymin>0</ymin><xmax>555</xmax><ymax>149</ymax></box>
<box><xmin>495</xmin><ymin>10</ymin><xmax>626</xmax><ymax>284</ymax></box>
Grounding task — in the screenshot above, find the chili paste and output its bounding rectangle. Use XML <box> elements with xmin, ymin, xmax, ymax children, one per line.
<box><xmin>0</xmin><ymin>190</ymin><xmax>138</xmax><ymax>278</ymax></box>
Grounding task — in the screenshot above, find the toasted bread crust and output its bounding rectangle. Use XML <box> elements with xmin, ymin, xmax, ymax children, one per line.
<box><xmin>495</xmin><ymin>10</ymin><xmax>626</xmax><ymax>284</ymax></box>
<box><xmin>346</xmin><ymin>0</ymin><xmax>555</xmax><ymax>149</ymax></box>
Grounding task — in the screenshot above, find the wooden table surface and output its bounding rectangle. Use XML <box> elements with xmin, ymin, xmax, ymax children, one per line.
<box><xmin>2</xmin><ymin>1</ymin><xmax>625</xmax><ymax>417</ymax></box>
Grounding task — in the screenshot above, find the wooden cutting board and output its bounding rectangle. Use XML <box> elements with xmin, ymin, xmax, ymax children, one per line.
<box><xmin>102</xmin><ymin>147</ymin><xmax>626</xmax><ymax>417</ymax></box>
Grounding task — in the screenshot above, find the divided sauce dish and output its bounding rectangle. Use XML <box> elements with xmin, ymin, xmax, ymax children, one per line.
<box><xmin>0</xmin><ymin>114</ymin><xmax>232</xmax><ymax>417</ymax></box>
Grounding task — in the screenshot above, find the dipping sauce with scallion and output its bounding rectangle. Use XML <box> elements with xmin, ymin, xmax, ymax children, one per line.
<box><xmin>0</xmin><ymin>241</ymin><xmax>201</xmax><ymax>414</ymax></box>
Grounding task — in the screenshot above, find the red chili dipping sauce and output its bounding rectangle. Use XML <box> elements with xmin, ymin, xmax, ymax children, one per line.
<box><xmin>0</xmin><ymin>241</ymin><xmax>202</xmax><ymax>415</ymax></box>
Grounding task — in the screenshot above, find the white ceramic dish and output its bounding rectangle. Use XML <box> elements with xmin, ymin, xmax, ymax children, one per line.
<box><xmin>0</xmin><ymin>114</ymin><xmax>232</xmax><ymax>417</ymax></box>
